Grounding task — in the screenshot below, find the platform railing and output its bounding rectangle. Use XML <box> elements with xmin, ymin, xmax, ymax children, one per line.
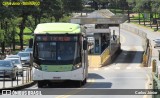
<box><xmin>0</xmin><ymin>67</ymin><xmax>32</xmax><ymax>89</ymax></box>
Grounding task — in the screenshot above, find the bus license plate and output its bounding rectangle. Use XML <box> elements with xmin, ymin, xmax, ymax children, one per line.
<box><xmin>53</xmin><ymin>77</ymin><xmax>61</xmax><ymax>79</ymax></box>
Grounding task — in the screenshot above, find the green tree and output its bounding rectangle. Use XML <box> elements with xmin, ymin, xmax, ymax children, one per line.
<box><xmin>0</xmin><ymin>0</ymin><xmax>84</xmax><ymax>51</ymax></box>
<box><xmin>151</xmin><ymin>0</ymin><xmax>160</xmax><ymax>30</ymax></box>
<box><xmin>0</xmin><ymin>0</ymin><xmax>14</xmax><ymax>53</ymax></box>
<box><xmin>10</xmin><ymin>0</ymin><xmax>38</xmax><ymax>50</ymax></box>
<box><xmin>63</xmin><ymin>0</ymin><xmax>83</xmax><ymax>12</ymax></box>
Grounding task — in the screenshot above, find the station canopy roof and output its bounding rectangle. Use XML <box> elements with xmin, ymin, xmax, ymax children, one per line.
<box><xmin>86</xmin><ymin>28</ymin><xmax>110</xmax><ymax>34</ymax></box>
<box><xmin>71</xmin><ymin>9</ymin><xmax>127</xmax><ymax>25</ymax></box>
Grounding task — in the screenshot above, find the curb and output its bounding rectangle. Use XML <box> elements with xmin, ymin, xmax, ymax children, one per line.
<box><xmin>111</xmin><ymin>47</ymin><xmax>122</xmax><ymax>63</ymax></box>
<box><xmin>102</xmin><ymin>47</ymin><xmax>122</xmax><ymax>67</ymax></box>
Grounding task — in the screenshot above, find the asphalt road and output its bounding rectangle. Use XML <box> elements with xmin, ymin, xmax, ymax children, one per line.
<box><xmin>1</xmin><ymin>27</ymin><xmax>153</xmax><ymax>98</ymax></box>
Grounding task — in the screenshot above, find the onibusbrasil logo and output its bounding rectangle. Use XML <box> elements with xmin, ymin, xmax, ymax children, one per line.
<box><xmin>2</xmin><ymin>90</ymin><xmax>42</xmax><ymax>95</ymax></box>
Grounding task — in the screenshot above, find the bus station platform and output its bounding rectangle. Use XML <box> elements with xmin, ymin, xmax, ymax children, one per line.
<box><xmin>71</xmin><ymin>9</ymin><xmax>127</xmax><ymax>68</ymax></box>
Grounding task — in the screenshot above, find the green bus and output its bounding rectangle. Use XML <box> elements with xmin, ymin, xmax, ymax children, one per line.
<box><xmin>29</xmin><ymin>23</ymin><xmax>88</xmax><ymax>88</ymax></box>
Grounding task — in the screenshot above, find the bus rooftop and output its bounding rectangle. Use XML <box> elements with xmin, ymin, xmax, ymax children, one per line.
<box><xmin>34</xmin><ymin>23</ymin><xmax>81</xmax><ymax>34</ymax></box>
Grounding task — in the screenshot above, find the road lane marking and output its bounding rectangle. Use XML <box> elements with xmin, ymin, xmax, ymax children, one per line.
<box><xmin>94</xmin><ymin>68</ymin><xmax>99</xmax><ymax>70</ymax></box>
<box><xmin>57</xmin><ymin>89</ymin><xmax>84</xmax><ymax>98</ymax></box>
<box><xmin>136</xmin><ymin>66</ymin><xmax>141</xmax><ymax>69</ymax></box>
<box><xmin>87</xmin><ymin>79</ymin><xmax>95</xmax><ymax>82</ymax></box>
<box><xmin>126</xmin><ymin>67</ymin><xmax>131</xmax><ymax>69</ymax></box>
<box><xmin>104</xmin><ymin>67</ymin><xmax>110</xmax><ymax>70</ymax></box>
<box><xmin>55</xmin><ymin>79</ymin><xmax>95</xmax><ymax>98</ymax></box>
<box><xmin>148</xmin><ymin>66</ymin><xmax>152</xmax><ymax>69</ymax></box>
<box><xmin>145</xmin><ymin>74</ymin><xmax>152</xmax><ymax>89</ymax></box>
<box><xmin>115</xmin><ymin>67</ymin><xmax>120</xmax><ymax>69</ymax></box>
<box><xmin>143</xmin><ymin>74</ymin><xmax>152</xmax><ymax>98</ymax></box>
<box><xmin>109</xmin><ymin>77</ymin><xmax>146</xmax><ymax>79</ymax></box>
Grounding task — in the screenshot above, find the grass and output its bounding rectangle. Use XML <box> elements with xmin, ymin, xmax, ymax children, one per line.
<box><xmin>131</xmin><ymin>21</ymin><xmax>160</xmax><ymax>32</ymax></box>
<box><xmin>131</xmin><ymin>13</ymin><xmax>160</xmax><ymax>20</ymax></box>
<box><xmin>15</xmin><ymin>35</ymin><xmax>32</xmax><ymax>45</ymax></box>
<box><xmin>16</xmin><ymin>27</ymin><xmax>32</xmax><ymax>34</ymax></box>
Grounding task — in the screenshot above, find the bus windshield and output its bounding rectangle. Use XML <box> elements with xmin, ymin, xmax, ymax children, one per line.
<box><xmin>37</xmin><ymin>42</ymin><xmax>76</xmax><ymax>61</ymax></box>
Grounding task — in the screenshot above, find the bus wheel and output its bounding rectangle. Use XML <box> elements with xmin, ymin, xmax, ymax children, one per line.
<box><xmin>73</xmin><ymin>80</ymin><xmax>82</xmax><ymax>87</ymax></box>
<box><xmin>82</xmin><ymin>78</ymin><xmax>87</xmax><ymax>85</ymax></box>
<box><xmin>37</xmin><ymin>81</ymin><xmax>44</xmax><ymax>88</ymax></box>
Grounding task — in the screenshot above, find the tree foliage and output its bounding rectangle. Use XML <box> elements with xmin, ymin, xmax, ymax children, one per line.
<box><xmin>2</xmin><ymin>0</ymin><xmax>160</xmax><ymax>51</ymax></box>
<box><xmin>0</xmin><ymin>0</ymin><xmax>83</xmax><ymax>50</ymax></box>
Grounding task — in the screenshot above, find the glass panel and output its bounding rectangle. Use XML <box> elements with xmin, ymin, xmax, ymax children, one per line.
<box><xmin>34</xmin><ymin>35</ymin><xmax>81</xmax><ymax>64</ymax></box>
<box><xmin>0</xmin><ymin>61</ymin><xmax>11</xmax><ymax>67</ymax></box>
<box><xmin>57</xmin><ymin>42</ymin><xmax>75</xmax><ymax>60</ymax></box>
<box><xmin>18</xmin><ymin>53</ymin><xmax>29</xmax><ymax>57</ymax></box>
<box><xmin>38</xmin><ymin>42</ymin><xmax>56</xmax><ymax>60</ymax></box>
<box><xmin>10</xmin><ymin>59</ymin><xmax>20</xmax><ymax>64</ymax></box>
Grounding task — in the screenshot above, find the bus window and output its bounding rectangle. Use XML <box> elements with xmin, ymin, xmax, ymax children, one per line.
<box><xmin>57</xmin><ymin>42</ymin><xmax>75</xmax><ymax>61</ymax></box>
<box><xmin>38</xmin><ymin>42</ymin><xmax>56</xmax><ymax>60</ymax></box>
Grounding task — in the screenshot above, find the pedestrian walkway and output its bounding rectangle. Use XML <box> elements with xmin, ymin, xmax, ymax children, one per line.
<box><xmin>122</xmin><ymin>23</ymin><xmax>160</xmax><ymax>98</ymax></box>
<box><xmin>0</xmin><ymin>77</ymin><xmax>28</xmax><ymax>89</ymax></box>
<box><xmin>122</xmin><ymin>23</ymin><xmax>160</xmax><ymax>57</ymax></box>
<box><xmin>0</xmin><ymin>70</ymin><xmax>33</xmax><ymax>90</ymax></box>
<box><xmin>126</xmin><ymin>23</ymin><xmax>160</xmax><ymax>39</ymax></box>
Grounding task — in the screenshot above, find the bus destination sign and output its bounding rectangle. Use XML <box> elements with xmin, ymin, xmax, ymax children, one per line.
<box><xmin>36</xmin><ymin>36</ymin><xmax>78</xmax><ymax>41</ymax></box>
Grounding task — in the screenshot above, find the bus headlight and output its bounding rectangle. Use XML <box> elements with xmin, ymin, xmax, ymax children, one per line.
<box><xmin>73</xmin><ymin>63</ymin><xmax>82</xmax><ymax>70</ymax></box>
<box><xmin>33</xmin><ymin>63</ymin><xmax>42</xmax><ymax>70</ymax></box>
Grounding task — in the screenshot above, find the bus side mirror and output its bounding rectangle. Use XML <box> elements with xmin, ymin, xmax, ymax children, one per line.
<box><xmin>159</xmin><ymin>50</ymin><xmax>160</xmax><ymax>61</ymax></box>
<box><xmin>30</xmin><ymin>53</ymin><xmax>33</xmax><ymax>67</ymax></box>
<box><xmin>29</xmin><ymin>38</ymin><xmax>33</xmax><ymax>48</ymax></box>
<box><xmin>83</xmin><ymin>40</ymin><xmax>87</xmax><ymax>50</ymax></box>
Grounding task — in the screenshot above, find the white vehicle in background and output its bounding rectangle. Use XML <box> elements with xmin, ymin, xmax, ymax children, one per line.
<box><xmin>6</xmin><ymin>55</ymin><xmax>21</xmax><ymax>60</ymax></box>
<box><xmin>153</xmin><ymin>39</ymin><xmax>160</xmax><ymax>48</ymax></box>
<box><xmin>17</xmin><ymin>52</ymin><xmax>31</xmax><ymax>67</ymax></box>
<box><xmin>4</xmin><ymin>58</ymin><xmax>23</xmax><ymax>77</ymax></box>
<box><xmin>0</xmin><ymin>60</ymin><xmax>17</xmax><ymax>80</ymax></box>
<box><xmin>24</xmin><ymin>47</ymin><xmax>33</xmax><ymax>53</ymax></box>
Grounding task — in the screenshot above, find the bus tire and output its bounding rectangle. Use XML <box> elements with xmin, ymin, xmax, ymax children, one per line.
<box><xmin>82</xmin><ymin>78</ymin><xmax>87</xmax><ymax>85</ymax></box>
<box><xmin>37</xmin><ymin>81</ymin><xmax>44</xmax><ymax>88</ymax></box>
<box><xmin>74</xmin><ymin>80</ymin><xmax>82</xmax><ymax>87</ymax></box>
<box><xmin>78</xmin><ymin>81</ymin><xmax>82</xmax><ymax>87</ymax></box>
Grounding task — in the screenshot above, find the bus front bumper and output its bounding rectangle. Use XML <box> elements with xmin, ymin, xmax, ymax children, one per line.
<box><xmin>32</xmin><ymin>67</ymin><xmax>86</xmax><ymax>81</ymax></box>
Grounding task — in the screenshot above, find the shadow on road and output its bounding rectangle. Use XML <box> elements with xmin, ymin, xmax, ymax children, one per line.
<box><xmin>111</xmin><ymin>50</ymin><xmax>143</xmax><ymax>64</ymax></box>
<box><xmin>37</xmin><ymin>81</ymin><xmax>112</xmax><ymax>89</ymax></box>
<box><xmin>84</xmin><ymin>82</ymin><xmax>112</xmax><ymax>88</ymax></box>
<box><xmin>88</xmin><ymin>73</ymin><xmax>105</xmax><ymax>79</ymax></box>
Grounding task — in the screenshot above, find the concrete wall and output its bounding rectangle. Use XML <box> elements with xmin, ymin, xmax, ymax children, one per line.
<box><xmin>88</xmin><ymin>55</ymin><xmax>101</xmax><ymax>68</ymax></box>
<box><xmin>120</xmin><ymin>23</ymin><xmax>147</xmax><ymax>51</ymax></box>
<box><xmin>88</xmin><ymin>44</ymin><xmax>121</xmax><ymax>68</ymax></box>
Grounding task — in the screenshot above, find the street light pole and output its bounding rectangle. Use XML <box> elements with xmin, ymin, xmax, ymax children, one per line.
<box><xmin>127</xmin><ymin>3</ymin><xmax>131</xmax><ymax>23</ymax></box>
<box><xmin>158</xmin><ymin>50</ymin><xmax>160</xmax><ymax>61</ymax></box>
<box><xmin>115</xmin><ymin>0</ymin><xmax>117</xmax><ymax>15</ymax></box>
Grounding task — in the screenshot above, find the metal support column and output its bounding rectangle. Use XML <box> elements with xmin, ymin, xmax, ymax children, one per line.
<box><xmin>119</xmin><ymin>25</ymin><xmax>120</xmax><ymax>44</ymax></box>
